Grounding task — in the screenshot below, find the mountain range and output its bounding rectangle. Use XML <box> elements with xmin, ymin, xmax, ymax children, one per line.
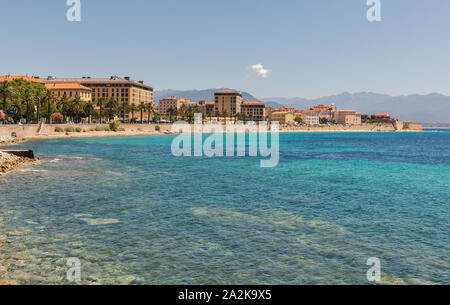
<box><xmin>155</xmin><ymin>89</ymin><xmax>450</xmax><ymax>123</ymax></box>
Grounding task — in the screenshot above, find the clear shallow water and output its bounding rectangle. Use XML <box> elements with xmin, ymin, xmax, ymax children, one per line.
<box><xmin>0</xmin><ymin>132</ymin><xmax>449</xmax><ymax>285</ymax></box>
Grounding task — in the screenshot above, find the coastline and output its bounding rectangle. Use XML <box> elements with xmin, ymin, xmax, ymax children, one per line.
<box><xmin>0</xmin><ymin>122</ymin><xmax>425</xmax><ymax>148</ymax></box>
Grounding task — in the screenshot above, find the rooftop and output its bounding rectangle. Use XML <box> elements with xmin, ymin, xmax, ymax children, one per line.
<box><xmin>44</xmin><ymin>76</ymin><xmax>153</xmax><ymax>90</ymax></box>
<box><xmin>45</xmin><ymin>83</ymin><xmax>92</xmax><ymax>91</ymax></box>
<box><xmin>0</xmin><ymin>75</ymin><xmax>43</xmax><ymax>83</ymax></box>
<box><xmin>214</xmin><ymin>90</ymin><xmax>242</xmax><ymax>96</ymax></box>
<box><xmin>242</xmin><ymin>100</ymin><xmax>265</xmax><ymax>106</ymax></box>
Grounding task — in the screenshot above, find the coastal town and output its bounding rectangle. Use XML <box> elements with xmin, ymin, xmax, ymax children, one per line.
<box><xmin>0</xmin><ymin>74</ymin><xmax>423</xmax><ymax>176</ymax></box>
<box><xmin>0</xmin><ymin>74</ymin><xmax>418</xmax><ymax>128</ymax></box>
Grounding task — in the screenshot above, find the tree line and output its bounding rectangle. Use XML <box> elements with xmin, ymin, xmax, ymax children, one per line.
<box><xmin>0</xmin><ymin>78</ymin><xmax>158</xmax><ymax>124</ymax></box>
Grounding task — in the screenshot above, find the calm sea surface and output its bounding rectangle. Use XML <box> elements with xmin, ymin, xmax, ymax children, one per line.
<box><xmin>1</xmin><ymin>132</ymin><xmax>449</xmax><ymax>284</ymax></box>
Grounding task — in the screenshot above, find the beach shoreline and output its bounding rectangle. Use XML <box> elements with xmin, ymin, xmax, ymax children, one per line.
<box><xmin>0</xmin><ymin>122</ymin><xmax>425</xmax><ymax>148</ymax></box>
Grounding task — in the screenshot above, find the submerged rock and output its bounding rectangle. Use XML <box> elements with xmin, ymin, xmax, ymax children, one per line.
<box><xmin>0</xmin><ymin>151</ymin><xmax>35</xmax><ymax>175</ymax></box>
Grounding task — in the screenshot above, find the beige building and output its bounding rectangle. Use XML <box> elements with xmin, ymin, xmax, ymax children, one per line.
<box><xmin>214</xmin><ymin>90</ymin><xmax>243</xmax><ymax>117</ymax></box>
<box><xmin>270</xmin><ymin>111</ymin><xmax>295</xmax><ymax>124</ymax></box>
<box><xmin>44</xmin><ymin>76</ymin><xmax>154</xmax><ymax>120</ymax></box>
<box><xmin>241</xmin><ymin>101</ymin><xmax>266</xmax><ymax>121</ymax></box>
<box><xmin>158</xmin><ymin>97</ymin><xmax>199</xmax><ymax>115</ymax></box>
<box><xmin>45</xmin><ymin>83</ymin><xmax>92</xmax><ymax>102</ymax></box>
<box><xmin>300</xmin><ymin>110</ymin><xmax>320</xmax><ymax>125</ymax></box>
<box><xmin>158</xmin><ymin>97</ymin><xmax>181</xmax><ymax>115</ymax></box>
<box><xmin>44</xmin><ymin>76</ymin><xmax>154</xmax><ymax>106</ymax></box>
<box><xmin>198</xmin><ymin>100</ymin><xmax>215</xmax><ymax>116</ymax></box>
<box><xmin>334</xmin><ymin>110</ymin><xmax>362</xmax><ymax>125</ymax></box>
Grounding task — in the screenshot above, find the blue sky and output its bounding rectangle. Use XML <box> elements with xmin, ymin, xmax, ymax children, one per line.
<box><xmin>1</xmin><ymin>0</ymin><xmax>449</xmax><ymax>98</ymax></box>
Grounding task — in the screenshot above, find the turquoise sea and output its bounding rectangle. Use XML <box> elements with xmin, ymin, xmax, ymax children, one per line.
<box><xmin>0</xmin><ymin>132</ymin><xmax>449</xmax><ymax>285</ymax></box>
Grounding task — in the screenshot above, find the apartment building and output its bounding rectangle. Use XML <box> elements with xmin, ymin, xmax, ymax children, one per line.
<box><xmin>198</xmin><ymin>100</ymin><xmax>215</xmax><ymax>116</ymax></box>
<box><xmin>158</xmin><ymin>97</ymin><xmax>181</xmax><ymax>115</ymax></box>
<box><xmin>241</xmin><ymin>101</ymin><xmax>266</xmax><ymax>121</ymax></box>
<box><xmin>44</xmin><ymin>76</ymin><xmax>154</xmax><ymax>107</ymax></box>
<box><xmin>214</xmin><ymin>90</ymin><xmax>243</xmax><ymax>116</ymax></box>
<box><xmin>300</xmin><ymin>110</ymin><xmax>320</xmax><ymax>125</ymax></box>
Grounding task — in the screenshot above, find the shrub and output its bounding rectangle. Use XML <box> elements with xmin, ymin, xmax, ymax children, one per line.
<box><xmin>95</xmin><ymin>126</ymin><xmax>103</xmax><ymax>132</ymax></box>
<box><xmin>118</xmin><ymin>127</ymin><xmax>126</xmax><ymax>132</ymax></box>
<box><xmin>54</xmin><ymin>126</ymin><xmax>64</xmax><ymax>133</ymax></box>
<box><xmin>75</xmin><ymin>127</ymin><xmax>82</xmax><ymax>132</ymax></box>
<box><xmin>51</xmin><ymin>113</ymin><xmax>64</xmax><ymax>123</ymax></box>
<box><xmin>109</xmin><ymin>120</ymin><xmax>120</xmax><ymax>132</ymax></box>
<box><xmin>83</xmin><ymin>129</ymin><xmax>87</xmax><ymax>133</ymax></box>
<box><xmin>155</xmin><ymin>125</ymin><xmax>161</xmax><ymax>132</ymax></box>
<box><xmin>64</xmin><ymin>127</ymin><xmax>75</xmax><ymax>133</ymax></box>
<box><xmin>89</xmin><ymin>128</ymin><xmax>95</xmax><ymax>132</ymax></box>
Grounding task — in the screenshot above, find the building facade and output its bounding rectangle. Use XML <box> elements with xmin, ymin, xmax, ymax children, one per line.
<box><xmin>241</xmin><ymin>101</ymin><xmax>266</xmax><ymax>121</ymax></box>
<box><xmin>158</xmin><ymin>97</ymin><xmax>180</xmax><ymax>115</ymax></box>
<box><xmin>333</xmin><ymin>110</ymin><xmax>362</xmax><ymax>125</ymax></box>
<box><xmin>214</xmin><ymin>90</ymin><xmax>243</xmax><ymax>117</ymax></box>
<box><xmin>45</xmin><ymin>83</ymin><xmax>92</xmax><ymax>102</ymax></box>
<box><xmin>300</xmin><ymin>110</ymin><xmax>320</xmax><ymax>125</ymax></box>
<box><xmin>270</xmin><ymin>111</ymin><xmax>295</xmax><ymax>124</ymax></box>
<box><xmin>44</xmin><ymin>76</ymin><xmax>154</xmax><ymax>107</ymax></box>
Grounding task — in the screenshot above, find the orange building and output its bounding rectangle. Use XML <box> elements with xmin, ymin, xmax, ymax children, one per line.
<box><xmin>45</xmin><ymin>83</ymin><xmax>92</xmax><ymax>101</ymax></box>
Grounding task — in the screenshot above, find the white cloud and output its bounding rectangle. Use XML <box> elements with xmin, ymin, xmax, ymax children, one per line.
<box><xmin>249</xmin><ymin>64</ymin><xmax>271</xmax><ymax>78</ymax></box>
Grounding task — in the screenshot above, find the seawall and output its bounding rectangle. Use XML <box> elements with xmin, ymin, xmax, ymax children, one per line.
<box><xmin>0</xmin><ymin>121</ymin><xmax>424</xmax><ymax>144</ymax></box>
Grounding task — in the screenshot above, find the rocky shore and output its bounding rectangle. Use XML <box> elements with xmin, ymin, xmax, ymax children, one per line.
<box><xmin>0</xmin><ymin>151</ymin><xmax>35</xmax><ymax>175</ymax></box>
<box><xmin>0</xmin><ymin>135</ymin><xmax>23</xmax><ymax>147</ymax></box>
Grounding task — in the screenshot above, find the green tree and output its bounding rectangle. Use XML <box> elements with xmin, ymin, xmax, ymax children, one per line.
<box><xmin>44</xmin><ymin>89</ymin><xmax>56</xmax><ymax>123</ymax></box>
<box><xmin>97</xmin><ymin>98</ymin><xmax>106</xmax><ymax>123</ymax></box>
<box><xmin>71</xmin><ymin>95</ymin><xmax>84</xmax><ymax>123</ymax></box>
<box><xmin>106</xmin><ymin>97</ymin><xmax>118</xmax><ymax>122</ymax></box>
<box><xmin>167</xmin><ymin>106</ymin><xmax>177</xmax><ymax>122</ymax></box>
<box><xmin>0</xmin><ymin>81</ymin><xmax>14</xmax><ymax>123</ymax></box>
<box><xmin>146</xmin><ymin>102</ymin><xmax>154</xmax><ymax>123</ymax></box>
<box><xmin>119</xmin><ymin>101</ymin><xmax>129</xmax><ymax>122</ymax></box>
<box><xmin>130</xmin><ymin>103</ymin><xmax>136</xmax><ymax>122</ymax></box>
<box><xmin>83</xmin><ymin>100</ymin><xmax>95</xmax><ymax>124</ymax></box>
<box><xmin>57</xmin><ymin>93</ymin><xmax>70</xmax><ymax>123</ymax></box>
<box><xmin>295</xmin><ymin>116</ymin><xmax>303</xmax><ymax>124</ymax></box>
<box><xmin>138</xmin><ymin>102</ymin><xmax>145</xmax><ymax>124</ymax></box>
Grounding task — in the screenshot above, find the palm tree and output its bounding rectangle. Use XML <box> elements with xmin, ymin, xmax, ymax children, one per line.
<box><xmin>139</xmin><ymin>102</ymin><xmax>145</xmax><ymax>124</ymax></box>
<box><xmin>71</xmin><ymin>95</ymin><xmax>84</xmax><ymax>123</ymax></box>
<box><xmin>0</xmin><ymin>81</ymin><xmax>13</xmax><ymax>123</ymax></box>
<box><xmin>146</xmin><ymin>102</ymin><xmax>154</xmax><ymax>123</ymax></box>
<box><xmin>97</xmin><ymin>98</ymin><xmax>106</xmax><ymax>123</ymax></box>
<box><xmin>167</xmin><ymin>106</ymin><xmax>177</xmax><ymax>122</ymax></box>
<box><xmin>35</xmin><ymin>96</ymin><xmax>42</xmax><ymax>124</ymax></box>
<box><xmin>84</xmin><ymin>100</ymin><xmax>95</xmax><ymax>124</ymax></box>
<box><xmin>22</xmin><ymin>87</ymin><xmax>33</xmax><ymax>124</ymax></box>
<box><xmin>222</xmin><ymin>110</ymin><xmax>229</xmax><ymax>123</ymax></box>
<box><xmin>130</xmin><ymin>103</ymin><xmax>136</xmax><ymax>122</ymax></box>
<box><xmin>9</xmin><ymin>102</ymin><xmax>21</xmax><ymax>124</ymax></box>
<box><xmin>57</xmin><ymin>93</ymin><xmax>70</xmax><ymax>123</ymax></box>
<box><xmin>106</xmin><ymin>97</ymin><xmax>118</xmax><ymax>121</ymax></box>
<box><xmin>120</xmin><ymin>101</ymin><xmax>129</xmax><ymax>123</ymax></box>
<box><xmin>44</xmin><ymin>89</ymin><xmax>55</xmax><ymax>123</ymax></box>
